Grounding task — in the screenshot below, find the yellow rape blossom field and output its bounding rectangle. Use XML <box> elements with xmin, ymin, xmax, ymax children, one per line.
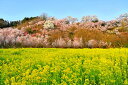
<box><xmin>0</xmin><ymin>48</ymin><xmax>128</xmax><ymax>85</ymax></box>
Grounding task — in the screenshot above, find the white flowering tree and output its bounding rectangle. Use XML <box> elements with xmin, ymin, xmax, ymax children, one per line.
<box><xmin>117</xmin><ymin>13</ymin><xmax>128</xmax><ymax>32</ymax></box>
<box><xmin>81</xmin><ymin>15</ymin><xmax>99</xmax><ymax>23</ymax></box>
<box><xmin>43</xmin><ymin>20</ymin><xmax>55</xmax><ymax>29</ymax></box>
<box><xmin>66</xmin><ymin>16</ymin><xmax>78</xmax><ymax>24</ymax></box>
<box><xmin>118</xmin><ymin>13</ymin><xmax>128</xmax><ymax>20</ymax></box>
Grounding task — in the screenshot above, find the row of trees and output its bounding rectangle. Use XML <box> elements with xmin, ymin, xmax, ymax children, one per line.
<box><xmin>0</xmin><ymin>13</ymin><xmax>128</xmax><ymax>48</ymax></box>
<box><xmin>1</xmin><ymin>13</ymin><xmax>128</xmax><ymax>28</ymax></box>
<box><xmin>0</xmin><ymin>17</ymin><xmax>37</xmax><ymax>28</ymax></box>
<box><xmin>0</xmin><ymin>18</ymin><xmax>20</xmax><ymax>28</ymax></box>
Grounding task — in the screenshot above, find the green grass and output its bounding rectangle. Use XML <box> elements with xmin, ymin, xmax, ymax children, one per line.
<box><xmin>0</xmin><ymin>48</ymin><xmax>128</xmax><ymax>85</ymax></box>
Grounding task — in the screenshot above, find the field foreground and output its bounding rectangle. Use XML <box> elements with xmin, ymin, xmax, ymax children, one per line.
<box><xmin>0</xmin><ymin>48</ymin><xmax>128</xmax><ymax>85</ymax></box>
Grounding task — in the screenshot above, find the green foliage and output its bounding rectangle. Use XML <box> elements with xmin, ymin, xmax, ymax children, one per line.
<box><xmin>25</xmin><ymin>27</ymin><xmax>37</xmax><ymax>34</ymax></box>
<box><xmin>9</xmin><ymin>21</ymin><xmax>21</xmax><ymax>27</ymax></box>
<box><xmin>0</xmin><ymin>18</ymin><xmax>20</xmax><ymax>28</ymax></box>
<box><xmin>0</xmin><ymin>18</ymin><xmax>9</xmax><ymax>28</ymax></box>
<box><xmin>21</xmin><ymin>17</ymin><xmax>37</xmax><ymax>23</ymax></box>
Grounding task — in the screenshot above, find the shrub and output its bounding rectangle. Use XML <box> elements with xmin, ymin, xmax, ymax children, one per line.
<box><xmin>48</xmin><ymin>30</ymin><xmax>64</xmax><ymax>44</ymax></box>
<box><xmin>43</xmin><ymin>20</ymin><xmax>55</xmax><ymax>29</ymax></box>
<box><xmin>98</xmin><ymin>41</ymin><xmax>110</xmax><ymax>48</ymax></box>
<box><xmin>87</xmin><ymin>39</ymin><xmax>98</xmax><ymax>48</ymax></box>
<box><xmin>16</xmin><ymin>35</ymin><xmax>49</xmax><ymax>48</ymax></box>
<box><xmin>25</xmin><ymin>27</ymin><xmax>40</xmax><ymax>34</ymax></box>
<box><xmin>0</xmin><ymin>28</ymin><xmax>23</xmax><ymax>47</ymax></box>
<box><xmin>52</xmin><ymin>38</ymin><xmax>66</xmax><ymax>48</ymax></box>
<box><xmin>66</xmin><ymin>39</ymin><xmax>72</xmax><ymax>47</ymax></box>
<box><xmin>72</xmin><ymin>37</ymin><xmax>83</xmax><ymax>48</ymax></box>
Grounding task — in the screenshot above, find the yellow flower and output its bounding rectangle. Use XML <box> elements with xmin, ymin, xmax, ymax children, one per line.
<box><xmin>110</xmin><ymin>80</ymin><xmax>115</xmax><ymax>83</ymax></box>
<box><xmin>124</xmin><ymin>80</ymin><xmax>128</xmax><ymax>84</ymax></box>
<box><xmin>63</xmin><ymin>67</ymin><xmax>72</xmax><ymax>73</ymax></box>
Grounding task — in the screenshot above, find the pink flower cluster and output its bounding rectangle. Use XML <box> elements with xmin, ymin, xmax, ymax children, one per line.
<box><xmin>0</xmin><ymin>14</ymin><xmax>128</xmax><ymax>48</ymax></box>
<box><xmin>0</xmin><ymin>28</ymin><xmax>48</xmax><ymax>48</ymax></box>
<box><xmin>0</xmin><ymin>28</ymin><xmax>23</xmax><ymax>47</ymax></box>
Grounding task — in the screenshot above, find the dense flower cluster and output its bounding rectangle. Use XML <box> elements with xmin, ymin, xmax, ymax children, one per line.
<box><xmin>1</xmin><ymin>48</ymin><xmax>128</xmax><ymax>84</ymax></box>
<box><xmin>0</xmin><ymin>28</ymin><xmax>49</xmax><ymax>48</ymax></box>
<box><xmin>0</xmin><ymin>28</ymin><xmax>23</xmax><ymax>47</ymax></box>
<box><xmin>43</xmin><ymin>20</ymin><xmax>55</xmax><ymax>29</ymax></box>
<box><xmin>0</xmin><ymin>13</ymin><xmax>128</xmax><ymax>48</ymax></box>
